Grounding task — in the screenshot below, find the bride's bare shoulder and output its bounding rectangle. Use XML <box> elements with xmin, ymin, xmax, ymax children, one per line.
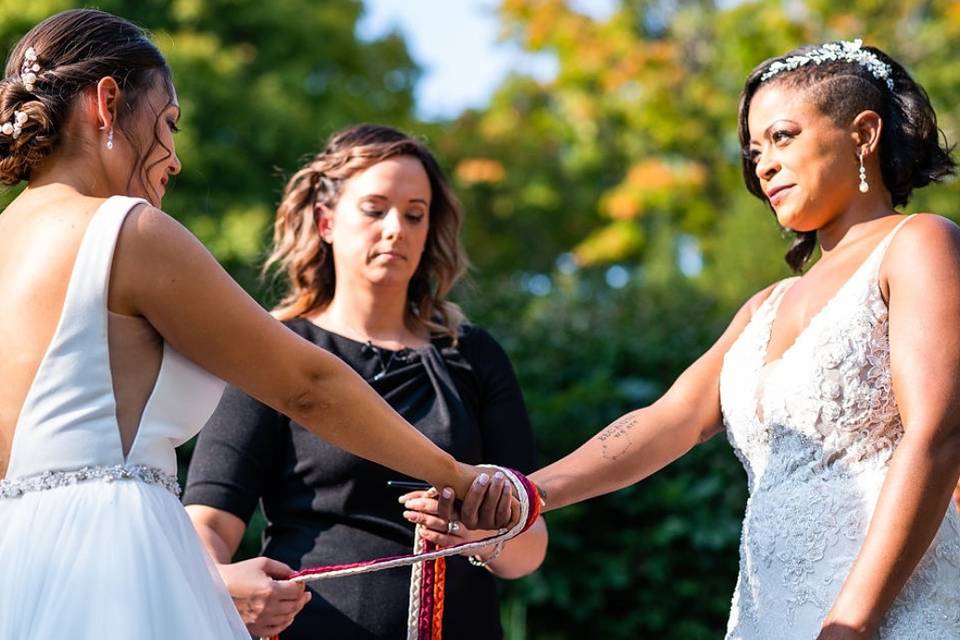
<box><xmin>882</xmin><ymin>214</ymin><xmax>960</xmax><ymax>288</ymax></box>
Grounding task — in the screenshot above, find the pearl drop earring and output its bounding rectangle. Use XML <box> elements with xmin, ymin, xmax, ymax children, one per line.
<box><xmin>858</xmin><ymin>149</ymin><xmax>869</xmax><ymax>193</ymax></box>
<box><xmin>106</xmin><ymin>126</ymin><xmax>114</xmax><ymax>150</ymax></box>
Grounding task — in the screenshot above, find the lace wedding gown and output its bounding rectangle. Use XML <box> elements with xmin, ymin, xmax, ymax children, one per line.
<box><xmin>720</xmin><ymin>216</ymin><xmax>960</xmax><ymax>639</ymax></box>
<box><xmin>0</xmin><ymin>197</ymin><xmax>249</xmax><ymax>638</ymax></box>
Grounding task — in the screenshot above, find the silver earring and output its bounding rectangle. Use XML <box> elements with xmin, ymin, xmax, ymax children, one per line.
<box><xmin>858</xmin><ymin>150</ymin><xmax>869</xmax><ymax>193</ymax></box>
<box><xmin>106</xmin><ymin>127</ymin><xmax>114</xmax><ymax>150</ymax></box>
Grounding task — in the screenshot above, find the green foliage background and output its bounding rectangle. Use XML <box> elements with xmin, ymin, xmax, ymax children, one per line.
<box><xmin>2</xmin><ymin>1</ymin><xmax>958</xmax><ymax>638</ymax></box>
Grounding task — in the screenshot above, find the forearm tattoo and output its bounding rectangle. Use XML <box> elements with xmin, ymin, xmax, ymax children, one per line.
<box><xmin>596</xmin><ymin>413</ymin><xmax>640</xmax><ymax>460</ymax></box>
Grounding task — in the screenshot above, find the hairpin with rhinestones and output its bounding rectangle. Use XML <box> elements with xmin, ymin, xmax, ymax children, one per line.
<box><xmin>760</xmin><ymin>39</ymin><xmax>895</xmax><ymax>91</ymax></box>
<box><xmin>20</xmin><ymin>47</ymin><xmax>41</xmax><ymax>92</ymax></box>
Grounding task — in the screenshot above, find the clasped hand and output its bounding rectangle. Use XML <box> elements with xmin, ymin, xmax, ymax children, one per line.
<box><xmin>401</xmin><ymin>468</ymin><xmax>518</xmax><ymax>553</ymax></box>
<box><xmin>223</xmin><ymin>468</ymin><xmax>518</xmax><ymax>637</ymax></box>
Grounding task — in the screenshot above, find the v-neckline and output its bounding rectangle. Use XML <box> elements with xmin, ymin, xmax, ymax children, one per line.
<box><xmin>758</xmin><ymin>217</ymin><xmax>907</xmax><ymax>369</ymax></box>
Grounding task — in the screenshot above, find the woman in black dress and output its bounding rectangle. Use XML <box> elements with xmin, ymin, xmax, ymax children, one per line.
<box><xmin>184</xmin><ymin>124</ymin><xmax>547</xmax><ymax>639</ymax></box>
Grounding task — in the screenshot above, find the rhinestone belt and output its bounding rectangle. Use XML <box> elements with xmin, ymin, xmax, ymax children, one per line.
<box><xmin>0</xmin><ymin>464</ymin><xmax>181</xmax><ymax>499</ymax></box>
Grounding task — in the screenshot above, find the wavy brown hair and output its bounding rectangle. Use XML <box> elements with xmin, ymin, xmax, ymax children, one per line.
<box><xmin>265</xmin><ymin>124</ymin><xmax>469</xmax><ymax>339</ymax></box>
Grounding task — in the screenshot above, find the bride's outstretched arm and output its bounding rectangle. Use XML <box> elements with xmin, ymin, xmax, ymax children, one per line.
<box><xmin>819</xmin><ymin>216</ymin><xmax>960</xmax><ymax>639</ymax></box>
<box><xmin>109</xmin><ymin>205</ymin><xmax>487</xmax><ymax>500</ymax></box>
<box><xmin>530</xmin><ymin>284</ymin><xmax>776</xmax><ymax>512</ymax></box>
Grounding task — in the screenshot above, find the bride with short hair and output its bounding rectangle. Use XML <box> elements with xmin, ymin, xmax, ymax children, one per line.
<box><xmin>530</xmin><ymin>39</ymin><xmax>960</xmax><ymax>639</ymax></box>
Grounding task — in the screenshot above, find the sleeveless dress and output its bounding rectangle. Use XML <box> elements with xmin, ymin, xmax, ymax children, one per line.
<box><xmin>719</xmin><ymin>216</ymin><xmax>960</xmax><ymax>638</ymax></box>
<box><xmin>0</xmin><ymin>197</ymin><xmax>249</xmax><ymax>639</ymax></box>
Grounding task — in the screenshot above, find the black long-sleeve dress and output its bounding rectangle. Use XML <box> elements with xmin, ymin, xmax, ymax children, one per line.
<box><xmin>183</xmin><ymin>320</ymin><xmax>536</xmax><ymax>640</ymax></box>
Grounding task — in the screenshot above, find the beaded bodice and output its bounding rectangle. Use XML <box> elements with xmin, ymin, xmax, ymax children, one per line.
<box><xmin>719</xmin><ymin>216</ymin><xmax>960</xmax><ymax>638</ymax></box>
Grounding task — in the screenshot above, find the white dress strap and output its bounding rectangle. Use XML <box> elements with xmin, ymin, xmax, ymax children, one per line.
<box><xmin>865</xmin><ymin>214</ymin><xmax>914</xmax><ymax>276</ymax></box>
<box><xmin>55</xmin><ymin>196</ymin><xmax>149</xmax><ymax>334</ymax></box>
<box><xmin>761</xmin><ymin>277</ymin><xmax>799</xmax><ymax>320</ymax></box>
<box><xmin>6</xmin><ymin>196</ymin><xmax>149</xmax><ymax>479</ymax></box>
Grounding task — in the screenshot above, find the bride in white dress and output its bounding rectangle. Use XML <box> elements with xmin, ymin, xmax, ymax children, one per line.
<box><xmin>0</xmin><ymin>10</ymin><xmax>514</xmax><ymax>639</ymax></box>
<box><xmin>527</xmin><ymin>40</ymin><xmax>960</xmax><ymax>638</ymax></box>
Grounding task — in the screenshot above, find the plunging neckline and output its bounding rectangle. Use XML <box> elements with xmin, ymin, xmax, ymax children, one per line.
<box><xmin>758</xmin><ymin>217</ymin><xmax>907</xmax><ymax>369</ymax></box>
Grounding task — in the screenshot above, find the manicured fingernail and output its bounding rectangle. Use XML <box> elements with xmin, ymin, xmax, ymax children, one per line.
<box><xmin>494</xmin><ymin>471</ymin><xmax>504</xmax><ymax>482</ymax></box>
<box><xmin>398</xmin><ymin>495</ymin><xmax>407</xmax><ymax>503</ymax></box>
<box><xmin>477</xmin><ymin>473</ymin><xmax>490</xmax><ymax>486</ymax></box>
<box><xmin>404</xmin><ymin>500</ymin><xmax>415</xmax><ymax>508</ymax></box>
<box><xmin>402</xmin><ymin>511</ymin><xmax>416</xmax><ymax>520</ymax></box>
<box><xmin>442</xmin><ymin>487</ymin><xmax>454</xmax><ymax>499</ymax></box>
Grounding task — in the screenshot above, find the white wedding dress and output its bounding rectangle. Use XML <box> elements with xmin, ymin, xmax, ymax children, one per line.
<box><xmin>720</xmin><ymin>216</ymin><xmax>960</xmax><ymax>638</ymax></box>
<box><xmin>0</xmin><ymin>197</ymin><xmax>249</xmax><ymax>638</ymax></box>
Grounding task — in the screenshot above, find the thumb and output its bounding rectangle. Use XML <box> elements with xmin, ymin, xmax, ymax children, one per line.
<box><xmin>259</xmin><ymin>558</ymin><xmax>296</xmax><ymax>579</ymax></box>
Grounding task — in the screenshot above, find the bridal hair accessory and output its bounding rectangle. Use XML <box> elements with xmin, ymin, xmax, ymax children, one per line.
<box><xmin>20</xmin><ymin>47</ymin><xmax>40</xmax><ymax>92</ymax></box>
<box><xmin>268</xmin><ymin>465</ymin><xmax>544</xmax><ymax>640</ymax></box>
<box><xmin>760</xmin><ymin>39</ymin><xmax>895</xmax><ymax>90</ymax></box>
<box><xmin>1</xmin><ymin>48</ymin><xmax>41</xmax><ymax>140</ymax></box>
<box><xmin>0</xmin><ymin>111</ymin><xmax>29</xmax><ymax>139</ymax></box>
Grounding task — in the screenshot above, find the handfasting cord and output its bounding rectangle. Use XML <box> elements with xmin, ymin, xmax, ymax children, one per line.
<box><xmin>267</xmin><ymin>465</ymin><xmax>543</xmax><ymax>640</ymax></box>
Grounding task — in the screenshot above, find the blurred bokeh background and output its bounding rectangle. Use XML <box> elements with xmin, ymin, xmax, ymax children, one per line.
<box><xmin>2</xmin><ymin>1</ymin><xmax>958</xmax><ymax>637</ymax></box>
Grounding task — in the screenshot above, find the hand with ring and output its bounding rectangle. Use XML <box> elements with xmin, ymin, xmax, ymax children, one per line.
<box><xmin>399</xmin><ymin>470</ymin><xmax>516</xmax><ymax>553</ymax></box>
<box><xmin>399</xmin><ymin>487</ymin><xmax>477</xmax><ymax>549</ymax></box>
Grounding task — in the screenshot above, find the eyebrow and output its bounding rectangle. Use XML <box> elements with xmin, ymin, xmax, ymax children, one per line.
<box><xmin>363</xmin><ymin>194</ymin><xmax>429</xmax><ymax>205</ymax></box>
<box><xmin>749</xmin><ymin>119</ymin><xmax>799</xmax><ymax>146</ymax></box>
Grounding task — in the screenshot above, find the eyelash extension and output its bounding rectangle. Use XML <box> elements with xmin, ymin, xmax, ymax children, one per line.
<box><xmin>772</xmin><ymin>129</ymin><xmax>796</xmax><ymax>143</ymax></box>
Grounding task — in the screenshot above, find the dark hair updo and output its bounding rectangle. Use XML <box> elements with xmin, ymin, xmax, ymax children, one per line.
<box><xmin>737</xmin><ymin>41</ymin><xmax>955</xmax><ymax>272</ymax></box>
<box><xmin>0</xmin><ymin>9</ymin><xmax>172</xmax><ymax>187</ymax></box>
